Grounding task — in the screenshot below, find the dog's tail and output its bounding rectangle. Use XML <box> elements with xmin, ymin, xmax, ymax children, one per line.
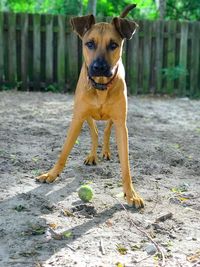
<box><xmin>120</xmin><ymin>4</ymin><xmax>136</xmax><ymax>18</ymax></box>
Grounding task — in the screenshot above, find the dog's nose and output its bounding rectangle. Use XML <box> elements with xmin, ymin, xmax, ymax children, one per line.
<box><xmin>93</xmin><ymin>60</ymin><xmax>108</xmax><ymax>72</ymax></box>
<box><xmin>89</xmin><ymin>57</ymin><xmax>111</xmax><ymax>77</ymax></box>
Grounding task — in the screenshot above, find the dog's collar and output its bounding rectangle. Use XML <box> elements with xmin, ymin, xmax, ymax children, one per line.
<box><xmin>88</xmin><ymin>66</ymin><xmax>118</xmax><ymax>91</ymax></box>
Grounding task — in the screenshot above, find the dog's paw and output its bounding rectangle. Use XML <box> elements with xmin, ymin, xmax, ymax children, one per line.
<box><xmin>84</xmin><ymin>155</ymin><xmax>97</xmax><ymax>165</ymax></box>
<box><xmin>102</xmin><ymin>151</ymin><xmax>111</xmax><ymax>160</ymax></box>
<box><xmin>124</xmin><ymin>188</ymin><xmax>144</xmax><ymax>209</ymax></box>
<box><xmin>36</xmin><ymin>170</ymin><xmax>58</xmax><ymax>183</ymax></box>
<box><xmin>125</xmin><ymin>194</ymin><xmax>144</xmax><ymax>209</ymax></box>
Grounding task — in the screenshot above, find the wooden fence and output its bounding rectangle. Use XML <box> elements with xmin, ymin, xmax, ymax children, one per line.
<box><xmin>0</xmin><ymin>12</ymin><xmax>200</xmax><ymax>96</ymax></box>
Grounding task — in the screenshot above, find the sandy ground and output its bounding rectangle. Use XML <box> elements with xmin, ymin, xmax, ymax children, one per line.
<box><xmin>0</xmin><ymin>91</ymin><xmax>200</xmax><ymax>267</ymax></box>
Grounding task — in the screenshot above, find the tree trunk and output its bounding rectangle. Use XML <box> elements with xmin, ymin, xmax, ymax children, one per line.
<box><xmin>87</xmin><ymin>0</ymin><xmax>97</xmax><ymax>16</ymax></box>
<box><xmin>155</xmin><ymin>0</ymin><xmax>166</xmax><ymax>19</ymax></box>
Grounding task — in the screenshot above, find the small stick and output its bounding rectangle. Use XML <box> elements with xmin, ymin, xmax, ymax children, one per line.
<box><xmin>66</xmin><ymin>244</ymin><xmax>76</xmax><ymax>252</ymax></box>
<box><xmin>114</xmin><ymin>197</ymin><xmax>166</xmax><ymax>267</ymax></box>
<box><xmin>100</xmin><ymin>238</ymin><xmax>106</xmax><ymax>255</ymax></box>
<box><xmin>192</xmin><ymin>260</ymin><xmax>200</xmax><ymax>267</ymax></box>
<box><xmin>155</xmin><ymin>212</ymin><xmax>173</xmax><ymax>223</ymax></box>
<box><xmin>136</xmin><ymin>254</ymin><xmax>152</xmax><ymax>264</ymax></box>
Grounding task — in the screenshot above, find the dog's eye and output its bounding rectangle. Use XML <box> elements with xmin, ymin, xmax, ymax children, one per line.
<box><xmin>108</xmin><ymin>42</ymin><xmax>119</xmax><ymax>51</ymax></box>
<box><xmin>85</xmin><ymin>41</ymin><xmax>96</xmax><ymax>50</ymax></box>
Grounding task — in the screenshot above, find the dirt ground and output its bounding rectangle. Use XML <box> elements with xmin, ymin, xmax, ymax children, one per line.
<box><xmin>0</xmin><ymin>91</ymin><xmax>200</xmax><ymax>267</ymax></box>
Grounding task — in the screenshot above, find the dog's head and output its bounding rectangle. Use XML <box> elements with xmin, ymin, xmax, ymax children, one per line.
<box><xmin>70</xmin><ymin>6</ymin><xmax>138</xmax><ymax>78</ymax></box>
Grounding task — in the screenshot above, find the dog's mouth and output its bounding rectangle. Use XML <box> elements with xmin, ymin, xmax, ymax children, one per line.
<box><xmin>88</xmin><ymin>65</ymin><xmax>118</xmax><ymax>91</ymax></box>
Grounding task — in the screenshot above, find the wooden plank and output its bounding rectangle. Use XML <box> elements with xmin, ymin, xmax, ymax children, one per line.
<box><xmin>166</xmin><ymin>20</ymin><xmax>176</xmax><ymax>94</ymax></box>
<box><xmin>8</xmin><ymin>13</ymin><xmax>16</xmax><ymax>84</ymax></box>
<box><xmin>33</xmin><ymin>14</ymin><xmax>41</xmax><ymax>90</ymax></box>
<box><xmin>0</xmin><ymin>13</ymin><xmax>4</xmax><ymax>84</ymax></box>
<box><xmin>155</xmin><ymin>20</ymin><xmax>164</xmax><ymax>94</ymax></box>
<box><xmin>178</xmin><ymin>21</ymin><xmax>188</xmax><ymax>96</ymax></box>
<box><xmin>126</xmin><ymin>25</ymin><xmax>139</xmax><ymax>94</ymax></box>
<box><xmin>45</xmin><ymin>14</ymin><xmax>53</xmax><ymax>84</ymax></box>
<box><xmin>57</xmin><ymin>15</ymin><xmax>65</xmax><ymax>90</ymax></box>
<box><xmin>21</xmin><ymin>13</ymin><xmax>29</xmax><ymax>90</ymax></box>
<box><xmin>66</xmin><ymin>32</ymin><xmax>78</xmax><ymax>91</ymax></box>
<box><xmin>190</xmin><ymin>21</ymin><xmax>200</xmax><ymax>97</ymax></box>
<box><xmin>150</xmin><ymin>21</ymin><xmax>156</xmax><ymax>93</ymax></box>
<box><xmin>143</xmin><ymin>20</ymin><xmax>152</xmax><ymax>93</ymax></box>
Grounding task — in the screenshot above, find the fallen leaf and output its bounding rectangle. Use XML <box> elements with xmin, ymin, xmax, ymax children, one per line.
<box><xmin>23</xmin><ymin>224</ymin><xmax>46</xmax><ymax>236</ymax></box>
<box><xmin>131</xmin><ymin>244</ymin><xmax>142</xmax><ymax>251</ymax></box>
<box><xmin>32</xmin><ymin>157</ymin><xmax>39</xmax><ymax>162</ymax></box>
<box><xmin>75</xmin><ymin>139</ymin><xmax>80</xmax><ymax>145</ymax></box>
<box><xmin>116</xmin><ymin>262</ymin><xmax>125</xmax><ymax>267</ymax></box>
<box><xmin>187</xmin><ymin>250</ymin><xmax>200</xmax><ymax>263</ymax></box>
<box><xmin>61</xmin><ymin>209</ymin><xmax>75</xmax><ymax>217</ymax></box>
<box><xmin>116</xmin><ymin>244</ymin><xmax>128</xmax><ymax>255</ymax></box>
<box><xmin>105</xmin><ymin>219</ymin><xmax>113</xmax><ymax>227</ymax></box>
<box><xmin>48</xmin><ymin>223</ymin><xmax>58</xmax><ymax>229</ymax></box>
<box><xmin>178</xmin><ymin>197</ymin><xmax>189</xmax><ymax>202</ymax></box>
<box><xmin>172</xmin><ymin>144</ymin><xmax>181</xmax><ymax>149</ymax></box>
<box><xmin>63</xmin><ymin>231</ymin><xmax>73</xmax><ymax>238</ymax></box>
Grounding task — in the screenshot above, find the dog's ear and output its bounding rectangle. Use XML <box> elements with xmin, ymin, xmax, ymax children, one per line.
<box><xmin>70</xmin><ymin>15</ymin><xmax>95</xmax><ymax>38</ymax></box>
<box><xmin>112</xmin><ymin>17</ymin><xmax>138</xmax><ymax>40</ymax></box>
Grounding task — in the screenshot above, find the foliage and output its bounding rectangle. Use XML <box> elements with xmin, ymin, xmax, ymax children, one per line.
<box><xmin>162</xmin><ymin>65</ymin><xmax>188</xmax><ymax>81</ymax></box>
<box><xmin>1</xmin><ymin>0</ymin><xmax>200</xmax><ymax>21</ymax></box>
<box><xmin>0</xmin><ymin>0</ymin><xmax>158</xmax><ymax>19</ymax></box>
<box><xmin>166</xmin><ymin>0</ymin><xmax>200</xmax><ymax>20</ymax></box>
<box><xmin>1</xmin><ymin>0</ymin><xmax>199</xmax><ymax>21</ymax></box>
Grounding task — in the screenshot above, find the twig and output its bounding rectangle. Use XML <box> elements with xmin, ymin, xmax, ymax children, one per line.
<box><xmin>100</xmin><ymin>238</ymin><xmax>106</xmax><ymax>255</ymax></box>
<box><xmin>192</xmin><ymin>260</ymin><xmax>200</xmax><ymax>267</ymax></box>
<box><xmin>155</xmin><ymin>212</ymin><xmax>173</xmax><ymax>223</ymax></box>
<box><xmin>136</xmin><ymin>254</ymin><xmax>152</xmax><ymax>264</ymax></box>
<box><xmin>114</xmin><ymin>197</ymin><xmax>166</xmax><ymax>267</ymax></box>
<box><xmin>48</xmin><ymin>228</ymin><xmax>63</xmax><ymax>240</ymax></box>
<box><xmin>66</xmin><ymin>244</ymin><xmax>76</xmax><ymax>252</ymax></box>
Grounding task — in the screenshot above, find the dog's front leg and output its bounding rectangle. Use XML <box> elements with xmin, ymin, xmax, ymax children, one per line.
<box><xmin>114</xmin><ymin>121</ymin><xmax>144</xmax><ymax>208</ymax></box>
<box><xmin>37</xmin><ymin>117</ymin><xmax>84</xmax><ymax>183</ymax></box>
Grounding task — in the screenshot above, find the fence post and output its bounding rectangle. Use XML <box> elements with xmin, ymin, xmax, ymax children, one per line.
<box><xmin>21</xmin><ymin>13</ymin><xmax>29</xmax><ymax>90</ymax></box>
<box><xmin>8</xmin><ymin>13</ymin><xmax>16</xmax><ymax>84</ymax></box>
<box><xmin>57</xmin><ymin>15</ymin><xmax>66</xmax><ymax>90</ymax></box>
<box><xmin>190</xmin><ymin>21</ymin><xmax>200</xmax><ymax>97</ymax></box>
<box><xmin>155</xmin><ymin>20</ymin><xmax>164</xmax><ymax>94</ymax></box>
<box><xmin>66</xmin><ymin>31</ymin><xmax>79</xmax><ymax>91</ymax></box>
<box><xmin>143</xmin><ymin>20</ymin><xmax>152</xmax><ymax>93</ymax></box>
<box><xmin>33</xmin><ymin>14</ymin><xmax>41</xmax><ymax>90</ymax></box>
<box><xmin>178</xmin><ymin>21</ymin><xmax>188</xmax><ymax>96</ymax></box>
<box><xmin>45</xmin><ymin>14</ymin><xmax>53</xmax><ymax>85</ymax></box>
<box><xmin>0</xmin><ymin>13</ymin><xmax>4</xmax><ymax>85</ymax></box>
<box><xmin>167</xmin><ymin>20</ymin><xmax>176</xmax><ymax>94</ymax></box>
<box><xmin>126</xmin><ymin>24</ymin><xmax>139</xmax><ymax>95</ymax></box>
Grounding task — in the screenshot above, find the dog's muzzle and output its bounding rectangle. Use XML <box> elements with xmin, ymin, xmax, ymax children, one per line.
<box><xmin>89</xmin><ymin>57</ymin><xmax>112</xmax><ymax>78</ymax></box>
<box><xmin>88</xmin><ymin>65</ymin><xmax>118</xmax><ymax>91</ymax></box>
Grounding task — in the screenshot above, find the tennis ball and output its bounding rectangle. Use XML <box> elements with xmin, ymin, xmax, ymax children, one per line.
<box><xmin>78</xmin><ymin>185</ymin><xmax>94</xmax><ymax>202</ymax></box>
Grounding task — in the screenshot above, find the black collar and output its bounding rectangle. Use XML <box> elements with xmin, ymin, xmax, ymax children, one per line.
<box><xmin>88</xmin><ymin>66</ymin><xmax>118</xmax><ymax>90</ymax></box>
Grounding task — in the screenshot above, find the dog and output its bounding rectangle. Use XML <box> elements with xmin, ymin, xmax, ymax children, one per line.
<box><xmin>37</xmin><ymin>4</ymin><xmax>144</xmax><ymax>208</ymax></box>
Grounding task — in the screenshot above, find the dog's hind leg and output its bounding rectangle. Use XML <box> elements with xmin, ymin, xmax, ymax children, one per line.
<box><xmin>102</xmin><ymin>119</ymin><xmax>113</xmax><ymax>160</ymax></box>
<box><xmin>84</xmin><ymin>117</ymin><xmax>98</xmax><ymax>165</ymax></box>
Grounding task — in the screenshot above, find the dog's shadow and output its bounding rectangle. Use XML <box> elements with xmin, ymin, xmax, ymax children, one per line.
<box><xmin>0</xmin><ymin>171</ymin><xmax>139</xmax><ymax>266</ymax></box>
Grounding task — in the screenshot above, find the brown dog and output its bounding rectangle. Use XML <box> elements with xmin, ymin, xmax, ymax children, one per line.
<box><xmin>37</xmin><ymin>4</ymin><xmax>144</xmax><ymax>208</ymax></box>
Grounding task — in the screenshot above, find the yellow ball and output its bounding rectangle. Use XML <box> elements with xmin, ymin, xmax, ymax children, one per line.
<box><xmin>78</xmin><ymin>185</ymin><xmax>94</xmax><ymax>202</ymax></box>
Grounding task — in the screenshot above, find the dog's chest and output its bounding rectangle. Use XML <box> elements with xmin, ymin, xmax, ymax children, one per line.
<box><xmin>91</xmin><ymin>105</ymin><xmax>109</xmax><ymax>120</ymax></box>
<box><xmin>91</xmin><ymin>91</ymin><xmax>111</xmax><ymax>120</ymax></box>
